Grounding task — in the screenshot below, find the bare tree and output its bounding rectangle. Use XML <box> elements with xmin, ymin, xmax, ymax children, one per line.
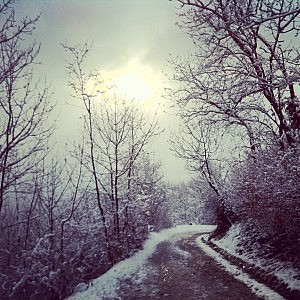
<box><xmin>0</xmin><ymin>0</ymin><xmax>54</xmax><ymax>212</ymax></box>
<box><xmin>63</xmin><ymin>43</ymin><xmax>162</xmax><ymax>260</ymax></box>
<box><xmin>63</xmin><ymin>43</ymin><xmax>113</xmax><ymax>262</ymax></box>
<box><xmin>172</xmin><ymin>0</ymin><xmax>300</xmax><ymax>149</ymax></box>
<box><xmin>93</xmin><ymin>96</ymin><xmax>161</xmax><ymax>244</ymax></box>
<box><xmin>171</xmin><ymin>120</ymin><xmax>234</xmax><ymax>238</ymax></box>
<box><xmin>59</xmin><ymin>145</ymin><xmax>86</xmax><ymax>264</ymax></box>
<box><xmin>168</xmin><ymin>180</ymin><xmax>217</xmax><ymax>225</ymax></box>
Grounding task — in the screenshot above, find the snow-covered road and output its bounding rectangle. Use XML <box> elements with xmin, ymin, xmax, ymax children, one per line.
<box><xmin>67</xmin><ymin>225</ymin><xmax>284</xmax><ymax>300</ymax></box>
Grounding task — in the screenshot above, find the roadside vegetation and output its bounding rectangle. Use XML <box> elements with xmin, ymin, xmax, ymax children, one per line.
<box><xmin>170</xmin><ymin>0</ymin><xmax>300</xmax><ymax>287</ymax></box>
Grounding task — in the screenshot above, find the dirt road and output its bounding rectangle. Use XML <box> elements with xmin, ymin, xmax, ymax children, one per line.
<box><xmin>114</xmin><ymin>233</ymin><xmax>264</xmax><ymax>300</ymax></box>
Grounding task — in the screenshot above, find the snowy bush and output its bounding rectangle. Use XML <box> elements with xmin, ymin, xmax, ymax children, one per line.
<box><xmin>168</xmin><ymin>179</ymin><xmax>218</xmax><ymax>226</ymax></box>
<box><xmin>229</xmin><ymin>145</ymin><xmax>300</xmax><ymax>260</ymax></box>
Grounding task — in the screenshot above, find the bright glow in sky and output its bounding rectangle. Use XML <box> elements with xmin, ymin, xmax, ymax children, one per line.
<box><xmin>101</xmin><ymin>58</ymin><xmax>164</xmax><ymax>111</ymax></box>
<box><xmin>113</xmin><ymin>72</ymin><xmax>153</xmax><ymax>101</ymax></box>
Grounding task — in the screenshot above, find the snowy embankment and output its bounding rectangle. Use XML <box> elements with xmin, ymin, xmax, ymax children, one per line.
<box><xmin>196</xmin><ymin>237</ymin><xmax>285</xmax><ymax>300</ymax></box>
<box><xmin>196</xmin><ymin>223</ymin><xmax>300</xmax><ymax>300</ymax></box>
<box><xmin>212</xmin><ymin>224</ymin><xmax>300</xmax><ymax>292</ymax></box>
<box><xmin>67</xmin><ymin>224</ymin><xmax>215</xmax><ymax>300</ymax></box>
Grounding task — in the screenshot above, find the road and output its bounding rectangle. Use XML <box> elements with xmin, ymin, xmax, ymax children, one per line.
<box><xmin>114</xmin><ymin>233</ymin><xmax>264</xmax><ymax>300</ymax></box>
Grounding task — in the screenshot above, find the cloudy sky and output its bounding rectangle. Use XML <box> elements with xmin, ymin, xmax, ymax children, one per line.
<box><xmin>16</xmin><ymin>0</ymin><xmax>195</xmax><ymax>182</ymax></box>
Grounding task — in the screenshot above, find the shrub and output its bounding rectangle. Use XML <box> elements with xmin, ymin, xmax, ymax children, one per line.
<box><xmin>229</xmin><ymin>145</ymin><xmax>300</xmax><ymax>259</ymax></box>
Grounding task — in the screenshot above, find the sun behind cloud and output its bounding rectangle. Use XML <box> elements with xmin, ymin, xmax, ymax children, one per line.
<box><xmin>101</xmin><ymin>58</ymin><xmax>164</xmax><ymax>110</ymax></box>
<box><xmin>112</xmin><ymin>72</ymin><xmax>154</xmax><ymax>102</ymax></box>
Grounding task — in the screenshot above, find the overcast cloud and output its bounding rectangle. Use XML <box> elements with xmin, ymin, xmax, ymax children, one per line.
<box><xmin>16</xmin><ymin>0</ymin><xmax>195</xmax><ymax>183</ymax></box>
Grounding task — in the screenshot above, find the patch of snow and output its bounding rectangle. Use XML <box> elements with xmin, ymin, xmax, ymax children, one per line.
<box><xmin>196</xmin><ymin>236</ymin><xmax>285</xmax><ymax>300</ymax></box>
<box><xmin>214</xmin><ymin>223</ymin><xmax>241</xmax><ymax>254</ymax></box>
<box><xmin>276</xmin><ymin>267</ymin><xmax>300</xmax><ymax>290</ymax></box>
<box><xmin>67</xmin><ymin>224</ymin><xmax>216</xmax><ymax>300</ymax></box>
<box><xmin>172</xmin><ymin>244</ymin><xmax>191</xmax><ymax>258</ymax></box>
<box><xmin>73</xmin><ymin>283</ymin><xmax>89</xmax><ymax>293</ymax></box>
<box><xmin>214</xmin><ymin>224</ymin><xmax>300</xmax><ymax>292</ymax></box>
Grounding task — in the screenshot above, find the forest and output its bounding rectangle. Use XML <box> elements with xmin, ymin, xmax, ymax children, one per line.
<box><xmin>0</xmin><ymin>0</ymin><xmax>300</xmax><ymax>299</ymax></box>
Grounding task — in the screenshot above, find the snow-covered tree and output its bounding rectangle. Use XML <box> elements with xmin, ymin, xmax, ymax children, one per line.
<box><xmin>170</xmin><ymin>0</ymin><xmax>300</xmax><ymax>244</ymax></box>
<box><xmin>229</xmin><ymin>144</ymin><xmax>300</xmax><ymax>258</ymax></box>
<box><xmin>172</xmin><ymin>0</ymin><xmax>300</xmax><ymax>149</ymax></box>
<box><xmin>168</xmin><ymin>179</ymin><xmax>218</xmax><ymax>226</ymax></box>
<box><xmin>63</xmin><ymin>43</ymin><xmax>164</xmax><ymax>261</ymax></box>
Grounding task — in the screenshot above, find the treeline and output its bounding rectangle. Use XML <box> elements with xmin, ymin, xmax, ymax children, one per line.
<box><xmin>171</xmin><ymin>0</ymin><xmax>300</xmax><ymax>264</ymax></box>
<box><xmin>0</xmin><ymin>1</ymin><xmax>171</xmax><ymax>299</ymax></box>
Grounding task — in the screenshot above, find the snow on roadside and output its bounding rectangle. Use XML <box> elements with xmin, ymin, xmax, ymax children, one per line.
<box><xmin>196</xmin><ymin>236</ymin><xmax>285</xmax><ymax>300</ymax></box>
<box><xmin>213</xmin><ymin>224</ymin><xmax>300</xmax><ymax>292</ymax></box>
<box><xmin>67</xmin><ymin>224</ymin><xmax>216</xmax><ymax>300</ymax></box>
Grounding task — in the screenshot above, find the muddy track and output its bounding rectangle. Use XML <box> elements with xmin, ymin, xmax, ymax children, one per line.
<box><xmin>114</xmin><ymin>233</ymin><xmax>264</xmax><ymax>300</ymax></box>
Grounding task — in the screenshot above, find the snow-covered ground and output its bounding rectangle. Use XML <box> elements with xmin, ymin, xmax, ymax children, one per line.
<box><xmin>68</xmin><ymin>224</ymin><xmax>293</xmax><ymax>300</ymax></box>
<box><xmin>212</xmin><ymin>224</ymin><xmax>300</xmax><ymax>292</ymax></box>
<box><xmin>196</xmin><ymin>236</ymin><xmax>285</xmax><ymax>300</ymax></box>
<box><xmin>67</xmin><ymin>225</ymin><xmax>215</xmax><ymax>300</ymax></box>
